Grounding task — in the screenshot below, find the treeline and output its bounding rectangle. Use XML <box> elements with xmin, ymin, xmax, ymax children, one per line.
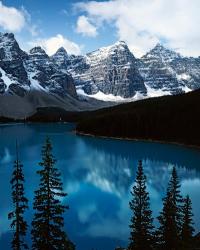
<box><xmin>3</xmin><ymin>138</ymin><xmax>200</xmax><ymax>250</ymax></box>
<box><xmin>76</xmin><ymin>89</ymin><xmax>200</xmax><ymax>147</ymax></box>
<box><xmin>26</xmin><ymin>107</ymin><xmax>86</xmax><ymax>123</ymax></box>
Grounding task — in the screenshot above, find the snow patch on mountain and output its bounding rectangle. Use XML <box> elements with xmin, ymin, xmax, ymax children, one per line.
<box><xmin>77</xmin><ymin>88</ymin><xmax>146</xmax><ymax>102</ymax></box>
<box><xmin>27</xmin><ymin>72</ymin><xmax>46</xmax><ymax>91</ymax></box>
<box><xmin>77</xmin><ymin>88</ymin><xmax>126</xmax><ymax>102</ymax></box>
<box><xmin>144</xmin><ymin>83</ymin><xmax>171</xmax><ymax>97</ymax></box>
<box><xmin>0</xmin><ymin>67</ymin><xmax>12</xmax><ymax>90</ymax></box>
<box><xmin>176</xmin><ymin>73</ymin><xmax>191</xmax><ymax>81</ymax></box>
<box><xmin>181</xmin><ymin>85</ymin><xmax>192</xmax><ymax>93</ymax></box>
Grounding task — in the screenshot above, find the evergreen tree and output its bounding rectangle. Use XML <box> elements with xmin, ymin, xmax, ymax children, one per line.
<box><xmin>31</xmin><ymin>137</ymin><xmax>74</xmax><ymax>250</ymax></box>
<box><xmin>8</xmin><ymin>143</ymin><xmax>28</xmax><ymax>250</ymax></box>
<box><xmin>157</xmin><ymin>166</ymin><xmax>183</xmax><ymax>249</ymax></box>
<box><xmin>128</xmin><ymin>160</ymin><xmax>154</xmax><ymax>250</ymax></box>
<box><xmin>181</xmin><ymin>195</ymin><xmax>194</xmax><ymax>249</ymax></box>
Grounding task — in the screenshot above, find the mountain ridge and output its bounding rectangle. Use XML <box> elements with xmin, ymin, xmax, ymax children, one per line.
<box><xmin>0</xmin><ymin>32</ymin><xmax>200</xmax><ymax>118</ymax></box>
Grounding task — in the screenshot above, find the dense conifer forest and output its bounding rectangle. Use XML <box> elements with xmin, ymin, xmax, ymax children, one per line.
<box><xmin>75</xmin><ymin>90</ymin><xmax>200</xmax><ymax>147</ymax></box>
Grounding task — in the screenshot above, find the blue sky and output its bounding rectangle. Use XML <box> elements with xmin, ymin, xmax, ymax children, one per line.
<box><xmin>0</xmin><ymin>0</ymin><xmax>200</xmax><ymax>57</ymax></box>
<box><xmin>0</xmin><ymin>0</ymin><xmax>116</xmax><ymax>55</ymax></box>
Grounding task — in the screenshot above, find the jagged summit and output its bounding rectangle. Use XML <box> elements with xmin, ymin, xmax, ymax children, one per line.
<box><xmin>87</xmin><ymin>40</ymin><xmax>130</xmax><ymax>58</ymax></box>
<box><xmin>0</xmin><ymin>32</ymin><xmax>77</xmax><ymax>102</ymax></box>
<box><xmin>0</xmin><ymin>32</ymin><xmax>15</xmax><ymax>40</ymax></box>
<box><xmin>144</xmin><ymin>42</ymin><xmax>181</xmax><ymax>62</ymax></box>
<box><xmin>112</xmin><ymin>40</ymin><xmax>128</xmax><ymax>48</ymax></box>
<box><xmin>68</xmin><ymin>40</ymin><xmax>146</xmax><ymax>98</ymax></box>
<box><xmin>0</xmin><ymin>32</ymin><xmax>27</xmax><ymax>61</ymax></box>
<box><xmin>55</xmin><ymin>47</ymin><xmax>68</xmax><ymax>55</ymax></box>
<box><xmin>153</xmin><ymin>42</ymin><xmax>165</xmax><ymax>49</ymax></box>
<box><xmin>51</xmin><ymin>47</ymin><xmax>70</xmax><ymax>69</ymax></box>
<box><xmin>0</xmin><ymin>31</ymin><xmax>200</xmax><ymax>112</ymax></box>
<box><xmin>138</xmin><ymin>42</ymin><xmax>200</xmax><ymax>94</ymax></box>
<box><xmin>29</xmin><ymin>46</ymin><xmax>48</xmax><ymax>57</ymax></box>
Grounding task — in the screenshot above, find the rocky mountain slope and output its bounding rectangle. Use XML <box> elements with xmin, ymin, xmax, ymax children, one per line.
<box><xmin>0</xmin><ymin>32</ymin><xmax>200</xmax><ymax>118</ymax></box>
<box><xmin>52</xmin><ymin>41</ymin><xmax>200</xmax><ymax>101</ymax></box>
<box><xmin>0</xmin><ymin>33</ymin><xmax>77</xmax><ymax>97</ymax></box>
<box><xmin>52</xmin><ymin>41</ymin><xmax>147</xmax><ymax>99</ymax></box>
<box><xmin>138</xmin><ymin>43</ymin><xmax>200</xmax><ymax>95</ymax></box>
<box><xmin>0</xmin><ymin>32</ymin><xmax>111</xmax><ymax>118</ymax></box>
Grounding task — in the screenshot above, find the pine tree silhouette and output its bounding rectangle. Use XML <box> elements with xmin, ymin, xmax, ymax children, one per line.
<box><xmin>181</xmin><ymin>195</ymin><xmax>194</xmax><ymax>249</ymax></box>
<box><xmin>157</xmin><ymin>166</ymin><xmax>183</xmax><ymax>249</ymax></box>
<box><xmin>31</xmin><ymin>137</ymin><xmax>74</xmax><ymax>250</ymax></box>
<box><xmin>128</xmin><ymin>160</ymin><xmax>154</xmax><ymax>250</ymax></box>
<box><xmin>8</xmin><ymin>142</ymin><xmax>29</xmax><ymax>250</ymax></box>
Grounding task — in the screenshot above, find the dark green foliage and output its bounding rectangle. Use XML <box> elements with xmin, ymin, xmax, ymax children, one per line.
<box><xmin>129</xmin><ymin>160</ymin><xmax>154</xmax><ymax>250</ymax></box>
<box><xmin>8</xmin><ymin>144</ymin><xmax>28</xmax><ymax>250</ymax></box>
<box><xmin>27</xmin><ymin>107</ymin><xmax>87</xmax><ymax>123</ymax></box>
<box><xmin>31</xmin><ymin>137</ymin><xmax>74</xmax><ymax>250</ymax></box>
<box><xmin>76</xmin><ymin>90</ymin><xmax>200</xmax><ymax>146</ymax></box>
<box><xmin>157</xmin><ymin>167</ymin><xmax>183</xmax><ymax>249</ymax></box>
<box><xmin>181</xmin><ymin>195</ymin><xmax>194</xmax><ymax>249</ymax></box>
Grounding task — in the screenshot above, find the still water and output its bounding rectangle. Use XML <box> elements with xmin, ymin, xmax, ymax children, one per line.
<box><xmin>0</xmin><ymin>123</ymin><xmax>200</xmax><ymax>250</ymax></box>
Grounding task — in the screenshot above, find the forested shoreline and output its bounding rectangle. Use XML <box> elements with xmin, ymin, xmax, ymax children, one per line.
<box><xmin>76</xmin><ymin>90</ymin><xmax>200</xmax><ymax>147</ymax></box>
<box><xmin>1</xmin><ymin>90</ymin><xmax>200</xmax><ymax>147</ymax></box>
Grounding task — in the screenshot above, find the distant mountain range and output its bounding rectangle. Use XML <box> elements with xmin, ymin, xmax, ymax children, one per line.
<box><xmin>0</xmin><ymin>32</ymin><xmax>200</xmax><ymax>118</ymax></box>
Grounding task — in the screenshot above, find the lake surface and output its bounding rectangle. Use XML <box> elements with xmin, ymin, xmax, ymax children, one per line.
<box><xmin>0</xmin><ymin>123</ymin><xmax>200</xmax><ymax>250</ymax></box>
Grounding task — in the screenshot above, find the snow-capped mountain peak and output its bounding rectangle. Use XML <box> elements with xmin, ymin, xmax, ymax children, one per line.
<box><xmin>144</xmin><ymin>43</ymin><xmax>181</xmax><ymax>62</ymax></box>
<box><xmin>138</xmin><ymin>43</ymin><xmax>200</xmax><ymax>95</ymax></box>
<box><xmin>0</xmin><ymin>32</ymin><xmax>77</xmax><ymax>99</ymax></box>
<box><xmin>0</xmin><ymin>32</ymin><xmax>27</xmax><ymax>61</ymax></box>
<box><xmin>29</xmin><ymin>46</ymin><xmax>48</xmax><ymax>57</ymax></box>
<box><xmin>51</xmin><ymin>47</ymin><xmax>70</xmax><ymax>69</ymax></box>
<box><xmin>86</xmin><ymin>40</ymin><xmax>131</xmax><ymax>62</ymax></box>
<box><xmin>66</xmin><ymin>40</ymin><xmax>146</xmax><ymax>98</ymax></box>
<box><xmin>55</xmin><ymin>47</ymin><xmax>68</xmax><ymax>55</ymax></box>
<box><xmin>0</xmin><ymin>32</ymin><xmax>200</xmax><ymax>114</ymax></box>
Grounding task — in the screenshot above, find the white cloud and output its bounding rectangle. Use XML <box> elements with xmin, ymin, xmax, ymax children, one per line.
<box><xmin>76</xmin><ymin>15</ymin><xmax>98</xmax><ymax>37</ymax></box>
<box><xmin>28</xmin><ymin>34</ymin><xmax>82</xmax><ymax>55</ymax></box>
<box><xmin>21</xmin><ymin>6</ymin><xmax>40</xmax><ymax>37</ymax></box>
<box><xmin>75</xmin><ymin>0</ymin><xmax>200</xmax><ymax>57</ymax></box>
<box><xmin>0</xmin><ymin>1</ymin><xmax>26</xmax><ymax>32</ymax></box>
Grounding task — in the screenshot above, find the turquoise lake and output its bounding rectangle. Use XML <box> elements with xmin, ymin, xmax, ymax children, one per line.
<box><xmin>0</xmin><ymin>123</ymin><xmax>200</xmax><ymax>250</ymax></box>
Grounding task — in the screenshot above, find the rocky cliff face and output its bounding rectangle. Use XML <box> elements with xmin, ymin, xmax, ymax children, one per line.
<box><xmin>1</xmin><ymin>31</ymin><xmax>200</xmax><ymax>118</ymax></box>
<box><xmin>25</xmin><ymin>46</ymin><xmax>77</xmax><ymax>98</ymax></box>
<box><xmin>0</xmin><ymin>33</ymin><xmax>112</xmax><ymax>118</ymax></box>
<box><xmin>52</xmin><ymin>41</ymin><xmax>147</xmax><ymax>98</ymax></box>
<box><xmin>138</xmin><ymin>43</ymin><xmax>183</xmax><ymax>94</ymax></box>
<box><xmin>52</xmin><ymin>41</ymin><xmax>200</xmax><ymax>100</ymax></box>
<box><xmin>0</xmin><ymin>32</ymin><xmax>29</xmax><ymax>95</ymax></box>
<box><xmin>138</xmin><ymin>43</ymin><xmax>200</xmax><ymax>95</ymax></box>
<box><xmin>0</xmin><ymin>33</ymin><xmax>77</xmax><ymax>98</ymax></box>
<box><xmin>170</xmin><ymin>56</ymin><xmax>200</xmax><ymax>90</ymax></box>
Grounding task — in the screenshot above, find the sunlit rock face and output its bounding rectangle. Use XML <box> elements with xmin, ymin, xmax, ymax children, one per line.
<box><xmin>25</xmin><ymin>46</ymin><xmax>77</xmax><ymax>98</ymax></box>
<box><xmin>170</xmin><ymin>56</ymin><xmax>200</xmax><ymax>90</ymax></box>
<box><xmin>138</xmin><ymin>43</ymin><xmax>200</xmax><ymax>94</ymax></box>
<box><xmin>1</xmin><ymin>32</ymin><xmax>200</xmax><ymax>110</ymax></box>
<box><xmin>53</xmin><ymin>41</ymin><xmax>200</xmax><ymax>100</ymax></box>
<box><xmin>0</xmin><ymin>32</ymin><xmax>29</xmax><ymax>95</ymax></box>
<box><xmin>0</xmin><ymin>32</ymin><xmax>77</xmax><ymax>98</ymax></box>
<box><xmin>53</xmin><ymin>41</ymin><xmax>147</xmax><ymax>98</ymax></box>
